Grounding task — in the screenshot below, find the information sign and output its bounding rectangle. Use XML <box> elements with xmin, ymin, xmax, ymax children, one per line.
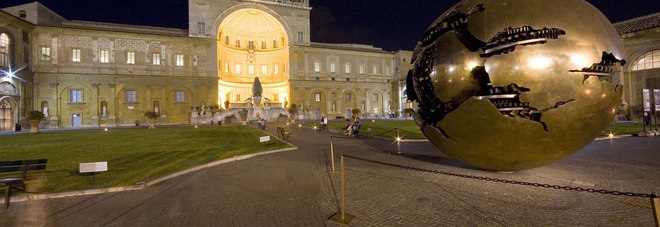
<box><xmin>79</xmin><ymin>162</ymin><xmax>108</xmax><ymax>173</ymax></box>
<box><xmin>643</xmin><ymin>89</ymin><xmax>651</xmax><ymax>112</ymax></box>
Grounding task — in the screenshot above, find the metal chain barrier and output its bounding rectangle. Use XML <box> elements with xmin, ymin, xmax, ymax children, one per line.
<box><xmin>342</xmin><ymin>154</ymin><xmax>655</xmax><ymax>199</ymax></box>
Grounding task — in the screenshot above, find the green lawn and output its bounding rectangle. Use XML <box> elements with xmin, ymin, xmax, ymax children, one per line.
<box><xmin>305</xmin><ymin>119</ymin><xmax>426</xmax><ymax>139</ymax></box>
<box><xmin>0</xmin><ymin>126</ymin><xmax>290</xmax><ymax>193</ymax></box>
<box><xmin>603</xmin><ymin>123</ymin><xmax>644</xmax><ymax>136</ymax></box>
<box><xmin>305</xmin><ymin>120</ymin><xmax>645</xmax><ymax>139</ymax></box>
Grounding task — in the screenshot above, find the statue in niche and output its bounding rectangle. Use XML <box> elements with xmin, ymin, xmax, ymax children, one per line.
<box><xmin>154</xmin><ymin>106</ymin><xmax>159</xmax><ymax>114</ymax></box>
<box><xmin>101</xmin><ymin>104</ymin><xmax>107</xmax><ymax>117</ymax></box>
<box><xmin>42</xmin><ymin>106</ymin><xmax>48</xmax><ymax>117</ymax></box>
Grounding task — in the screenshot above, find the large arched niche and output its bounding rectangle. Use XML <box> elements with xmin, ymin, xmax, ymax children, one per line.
<box><xmin>216</xmin><ymin>8</ymin><xmax>290</xmax><ymax>109</ymax></box>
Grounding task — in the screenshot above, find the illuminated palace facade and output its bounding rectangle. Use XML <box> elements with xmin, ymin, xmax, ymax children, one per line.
<box><xmin>0</xmin><ymin>0</ymin><xmax>413</xmax><ymax>129</ymax></box>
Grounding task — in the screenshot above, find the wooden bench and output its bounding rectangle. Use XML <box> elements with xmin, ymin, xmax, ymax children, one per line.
<box><xmin>276</xmin><ymin>127</ymin><xmax>292</xmax><ymax>141</ymax></box>
<box><xmin>0</xmin><ymin>159</ymin><xmax>48</xmax><ymax>209</ymax></box>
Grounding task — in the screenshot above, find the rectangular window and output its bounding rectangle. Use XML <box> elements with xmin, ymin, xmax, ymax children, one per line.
<box><xmin>41</xmin><ymin>46</ymin><xmax>51</xmax><ymax>60</ymax></box>
<box><xmin>236</xmin><ymin>39</ymin><xmax>241</xmax><ymax>48</ymax></box>
<box><xmin>273</xmin><ymin>40</ymin><xmax>277</xmax><ymax>48</ymax></box>
<box><xmin>70</xmin><ymin>89</ymin><xmax>82</xmax><ymax>103</ymax></box>
<box><xmin>261</xmin><ymin>65</ymin><xmax>267</xmax><ymax>76</ymax></box>
<box><xmin>314</xmin><ymin>62</ymin><xmax>320</xmax><ymax>72</ymax></box>
<box><xmin>248</xmin><ymin>65</ymin><xmax>254</xmax><ymax>76</ymax></box>
<box><xmin>72</xmin><ymin>48</ymin><xmax>81</xmax><ymax>62</ymax></box>
<box><xmin>126</xmin><ymin>90</ymin><xmax>137</xmax><ymax>103</ymax></box>
<box><xmin>176</xmin><ymin>54</ymin><xmax>184</xmax><ymax>67</ymax></box>
<box><xmin>126</xmin><ymin>51</ymin><xmax>135</xmax><ymax>64</ymax></box>
<box><xmin>315</xmin><ymin>93</ymin><xmax>321</xmax><ymax>102</ymax></box>
<box><xmin>261</xmin><ymin>41</ymin><xmax>266</xmax><ymax>49</ymax></box>
<box><xmin>345</xmin><ymin>93</ymin><xmax>351</xmax><ymax>102</ymax></box>
<box><xmin>197</xmin><ymin>22</ymin><xmax>205</xmax><ymax>35</ymax></box>
<box><xmin>346</xmin><ymin>78</ymin><xmax>350</xmax><ymax>81</ymax></box>
<box><xmin>330</xmin><ymin>63</ymin><xmax>336</xmax><ymax>73</ymax></box>
<box><xmin>298</xmin><ymin>32</ymin><xmax>303</xmax><ymax>44</ymax></box>
<box><xmin>274</xmin><ymin>64</ymin><xmax>279</xmax><ymax>75</ymax></box>
<box><xmin>175</xmin><ymin>91</ymin><xmax>185</xmax><ymax>103</ymax></box>
<box><xmin>359</xmin><ymin>65</ymin><xmax>364</xmax><ymax>74</ymax></box>
<box><xmin>248</xmin><ymin>41</ymin><xmax>254</xmax><ymax>50</ymax></box>
<box><xmin>236</xmin><ymin>64</ymin><xmax>241</xmax><ymax>75</ymax></box>
<box><xmin>224</xmin><ymin>62</ymin><xmax>229</xmax><ymax>73</ymax></box>
<box><xmin>225</xmin><ymin>36</ymin><xmax>229</xmax><ymax>45</ymax></box>
<box><xmin>372</xmin><ymin>65</ymin><xmax>378</xmax><ymax>75</ymax></box>
<box><xmin>373</xmin><ymin>93</ymin><xmax>379</xmax><ymax>102</ymax></box>
<box><xmin>100</xmin><ymin>50</ymin><xmax>109</xmax><ymax>63</ymax></box>
<box><xmin>385</xmin><ymin>67</ymin><xmax>390</xmax><ymax>76</ymax></box>
<box><xmin>152</xmin><ymin>53</ymin><xmax>161</xmax><ymax>65</ymax></box>
<box><xmin>315</xmin><ymin>77</ymin><xmax>319</xmax><ymax>81</ymax></box>
<box><xmin>345</xmin><ymin>64</ymin><xmax>350</xmax><ymax>74</ymax></box>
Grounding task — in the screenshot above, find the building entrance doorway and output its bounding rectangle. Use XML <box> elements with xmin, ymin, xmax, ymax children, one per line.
<box><xmin>71</xmin><ymin>114</ymin><xmax>82</xmax><ymax>128</ymax></box>
<box><xmin>345</xmin><ymin>108</ymin><xmax>352</xmax><ymax>120</ymax></box>
<box><xmin>0</xmin><ymin>98</ymin><xmax>14</xmax><ymax>130</ymax></box>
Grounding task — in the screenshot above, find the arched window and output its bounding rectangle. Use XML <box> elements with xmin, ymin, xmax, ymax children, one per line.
<box><xmin>631</xmin><ymin>50</ymin><xmax>660</xmax><ymax>71</ymax></box>
<box><xmin>0</xmin><ymin>33</ymin><xmax>9</xmax><ymax>67</ymax></box>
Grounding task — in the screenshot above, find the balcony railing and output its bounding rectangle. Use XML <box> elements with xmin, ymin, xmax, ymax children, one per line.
<box><xmin>242</xmin><ymin>0</ymin><xmax>309</xmax><ymax>8</ymax></box>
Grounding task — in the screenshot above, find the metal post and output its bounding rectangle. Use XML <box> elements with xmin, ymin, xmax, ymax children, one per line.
<box><xmin>643</xmin><ymin>89</ymin><xmax>648</xmax><ymax>134</ymax></box>
<box><xmin>340</xmin><ymin>155</ymin><xmax>345</xmax><ymax>220</ymax></box>
<box><xmin>652</xmin><ymin>194</ymin><xmax>659</xmax><ymax>227</ymax></box>
<box><xmin>330</xmin><ymin>137</ymin><xmax>335</xmax><ymax>172</ymax></box>
<box><xmin>643</xmin><ymin>112</ymin><xmax>648</xmax><ymax>132</ymax></box>
<box><xmin>396</xmin><ymin>128</ymin><xmax>401</xmax><ymax>154</ymax></box>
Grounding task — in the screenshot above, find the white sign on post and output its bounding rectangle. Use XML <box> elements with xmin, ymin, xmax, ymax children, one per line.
<box><xmin>643</xmin><ymin>89</ymin><xmax>651</xmax><ymax>112</ymax></box>
<box><xmin>259</xmin><ymin>136</ymin><xmax>270</xmax><ymax>143</ymax></box>
<box><xmin>79</xmin><ymin>162</ymin><xmax>108</xmax><ymax>173</ymax></box>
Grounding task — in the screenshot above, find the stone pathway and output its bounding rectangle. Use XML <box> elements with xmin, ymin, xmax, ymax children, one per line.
<box><xmin>1</xmin><ymin>123</ymin><xmax>658</xmax><ymax>226</ymax></box>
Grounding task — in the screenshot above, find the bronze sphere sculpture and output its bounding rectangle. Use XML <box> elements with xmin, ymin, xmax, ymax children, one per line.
<box><xmin>407</xmin><ymin>0</ymin><xmax>625</xmax><ymax>171</ymax></box>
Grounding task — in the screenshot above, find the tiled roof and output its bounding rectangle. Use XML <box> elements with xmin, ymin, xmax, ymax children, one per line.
<box><xmin>614</xmin><ymin>12</ymin><xmax>660</xmax><ymax>35</ymax></box>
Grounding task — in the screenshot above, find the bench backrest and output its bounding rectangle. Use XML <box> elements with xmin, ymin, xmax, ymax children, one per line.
<box><xmin>0</xmin><ymin>159</ymin><xmax>48</xmax><ymax>180</ymax></box>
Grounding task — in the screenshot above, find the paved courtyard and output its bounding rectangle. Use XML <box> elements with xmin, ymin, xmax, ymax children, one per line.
<box><xmin>1</xmin><ymin>123</ymin><xmax>659</xmax><ymax>226</ymax></box>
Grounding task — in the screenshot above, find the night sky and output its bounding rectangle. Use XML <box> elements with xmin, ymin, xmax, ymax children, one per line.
<box><xmin>1</xmin><ymin>0</ymin><xmax>658</xmax><ymax>51</ymax></box>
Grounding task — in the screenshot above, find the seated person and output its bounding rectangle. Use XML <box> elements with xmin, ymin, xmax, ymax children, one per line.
<box><xmin>352</xmin><ymin>117</ymin><xmax>361</xmax><ymax>135</ymax></box>
<box><xmin>320</xmin><ymin>116</ymin><xmax>328</xmax><ymax>130</ymax></box>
